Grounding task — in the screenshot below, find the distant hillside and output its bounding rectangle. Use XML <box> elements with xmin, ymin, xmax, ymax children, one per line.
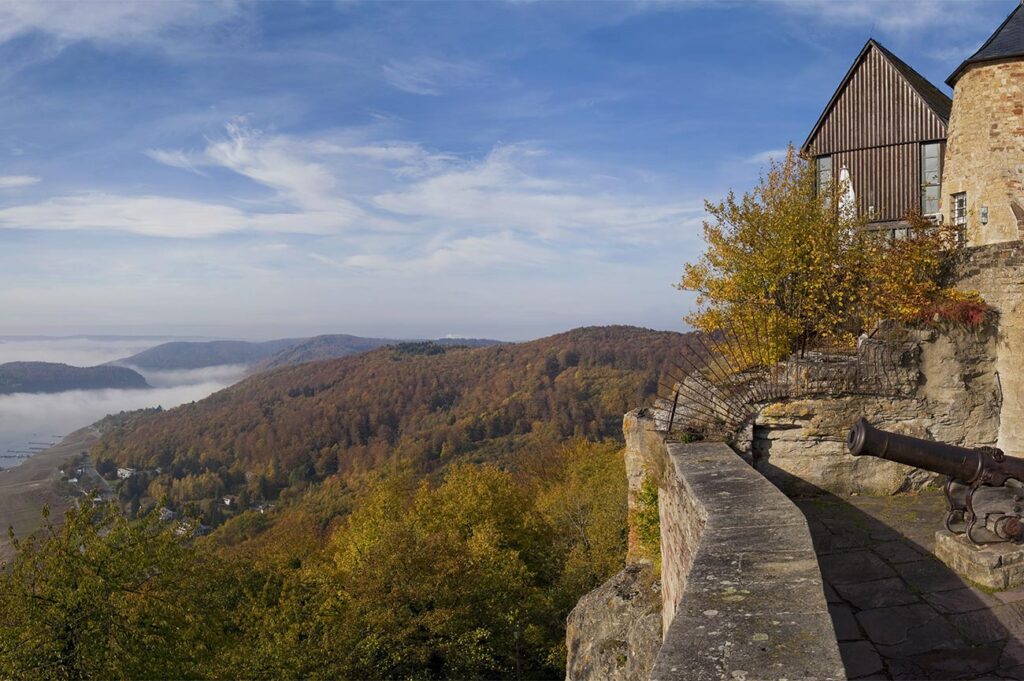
<box><xmin>117</xmin><ymin>335</ymin><xmax>504</xmax><ymax>372</ymax></box>
<box><xmin>93</xmin><ymin>326</ymin><xmax>697</xmax><ymax>520</ymax></box>
<box><xmin>0</xmin><ymin>362</ymin><xmax>149</xmax><ymax>394</ymax></box>
<box><xmin>255</xmin><ymin>334</ymin><xmax>501</xmax><ymax>371</ymax></box>
<box><xmin>253</xmin><ymin>334</ymin><xmax>398</xmax><ymax>371</ymax></box>
<box><xmin>113</xmin><ymin>339</ymin><xmax>305</xmax><ymax>370</ymax></box>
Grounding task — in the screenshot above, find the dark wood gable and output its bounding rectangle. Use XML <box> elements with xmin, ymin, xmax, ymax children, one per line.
<box><xmin>803</xmin><ymin>40</ymin><xmax>948</xmax><ymax>156</ymax></box>
<box><xmin>802</xmin><ymin>41</ymin><xmax>951</xmax><ymax>224</ymax></box>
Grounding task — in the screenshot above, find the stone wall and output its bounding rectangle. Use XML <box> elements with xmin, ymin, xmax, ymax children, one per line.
<box><xmin>653</xmin><ymin>427</ymin><xmax>843</xmax><ymax>680</ymax></box>
<box><xmin>941</xmin><ymin>60</ymin><xmax>1024</xmax><ymax>246</ymax></box>
<box><xmin>568</xmin><ymin>410</ymin><xmax>844</xmax><ymax>681</ymax></box>
<box><xmin>955</xmin><ymin>241</ymin><xmax>1024</xmax><ymax>456</ymax></box>
<box><xmin>754</xmin><ymin>323</ymin><xmax>1000</xmax><ymax>495</ymax></box>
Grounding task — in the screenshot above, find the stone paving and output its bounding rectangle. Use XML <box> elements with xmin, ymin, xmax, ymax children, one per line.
<box><xmin>797</xmin><ymin>490</ymin><xmax>1024</xmax><ymax>680</ymax></box>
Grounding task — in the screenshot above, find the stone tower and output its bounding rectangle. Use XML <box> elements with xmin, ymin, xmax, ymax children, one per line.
<box><xmin>940</xmin><ymin>3</ymin><xmax>1024</xmax><ymax>246</ymax></box>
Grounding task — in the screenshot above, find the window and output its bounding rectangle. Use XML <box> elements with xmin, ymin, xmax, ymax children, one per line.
<box><xmin>952</xmin><ymin>192</ymin><xmax>967</xmax><ymax>227</ymax></box>
<box><xmin>921</xmin><ymin>142</ymin><xmax>942</xmax><ymax>215</ymax></box>
<box><xmin>816</xmin><ymin>156</ymin><xmax>832</xmax><ymax>196</ymax></box>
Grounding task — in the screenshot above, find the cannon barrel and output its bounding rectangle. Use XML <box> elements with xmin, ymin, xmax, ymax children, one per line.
<box><xmin>847</xmin><ymin>418</ymin><xmax>986</xmax><ymax>483</ymax></box>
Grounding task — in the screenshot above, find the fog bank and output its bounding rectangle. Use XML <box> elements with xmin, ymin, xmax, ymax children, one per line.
<box><xmin>0</xmin><ymin>380</ymin><xmax>238</xmax><ymax>465</ymax></box>
<box><xmin>0</xmin><ymin>337</ymin><xmax>171</xmax><ymax>367</ymax></box>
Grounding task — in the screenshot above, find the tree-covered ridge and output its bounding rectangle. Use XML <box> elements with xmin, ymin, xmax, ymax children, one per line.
<box><xmin>92</xmin><ymin>326</ymin><xmax>693</xmax><ymax>521</ymax></box>
<box><xmin>0</xmin><ymin>361</ymin><xmax>149</xmax><ymax>394</ymax></box>
<box><xmin>112</xmin><ymin>338</ymin><xmax>306</xmax><ymax>370</ymax></box>
<box><xmin>254</xmin><ymin>334</ymin><xmax>500</xmax><ymax>371</ymax></box>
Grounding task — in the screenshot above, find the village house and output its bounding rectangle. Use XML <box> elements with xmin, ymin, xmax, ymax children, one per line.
<box><xmin>805</xmin><ymin>2</ymin><xmax>1024</xmax><ymax>246</ymax></box>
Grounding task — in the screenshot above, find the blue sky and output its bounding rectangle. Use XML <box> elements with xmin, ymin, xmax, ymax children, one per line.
<box><xmin>0</xmin><ymin>0</ymin><xmax>1014</xmax><ymax>340</ymax></box>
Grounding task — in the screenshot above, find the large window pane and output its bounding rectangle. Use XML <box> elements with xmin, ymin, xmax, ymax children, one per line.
<box><xmin>816</xmin><ymin>156</ymin><xmax>832</xmax><ymax>196</ymax></box>
<box><xmin>920</xmin><ymin>143</ymin><xmax>942</xmax><ymax>214</ymax></box>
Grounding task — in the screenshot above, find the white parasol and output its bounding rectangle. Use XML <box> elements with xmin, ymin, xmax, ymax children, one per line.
<box><xmin>838</xmin><ymin>165</ymin><xmax>856</xmax><ymax>220</ymax></box>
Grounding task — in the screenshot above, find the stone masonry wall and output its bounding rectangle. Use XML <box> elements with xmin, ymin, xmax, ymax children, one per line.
<box><xmin>567</xmin><ymin>412</ymin><xmax>845</xmax><ymax>680</ymax></box>
<box><xmin>754</xmin><ymin>323</ymin><xmax>1000</xmax><ymax>495</ymax></box>
<box><xmin>645</xmin><ymin>412</ymin><xmax>843</xmax><ymax>680</ymax></box>
<box><xmin>941</xmin><ymin>60</ymin><xmax>1024</xmax><ymax>246</ymax></box>
<box><xmin>955</xmin><ymin>241</ymin><xmax>1024</xmax><ymax>456</ymax></box>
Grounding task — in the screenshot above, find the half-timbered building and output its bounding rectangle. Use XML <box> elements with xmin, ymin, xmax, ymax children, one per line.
<box><xmin>801</xmin><ymin>40</ymin><xmax>952</xmax><ymax>237</ymax></box>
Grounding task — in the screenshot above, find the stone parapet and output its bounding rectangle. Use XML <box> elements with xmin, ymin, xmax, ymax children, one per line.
<box><xmin>642</xmin><ymin>417</ymin><xmax>844</xmax><ymax>680</ymax></box>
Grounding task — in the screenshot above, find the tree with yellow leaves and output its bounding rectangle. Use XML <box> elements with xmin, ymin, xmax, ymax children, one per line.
<box><xmin>680</xmin><ymin>145</ymin><xmax>968</xmax><ymax>357</ymax></box>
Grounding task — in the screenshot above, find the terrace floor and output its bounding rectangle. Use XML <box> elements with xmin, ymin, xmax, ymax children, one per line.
<box><xmin>797</xmin><ymin>490</ymin><xmax>1024</xmax><ymax>680</ymax></box>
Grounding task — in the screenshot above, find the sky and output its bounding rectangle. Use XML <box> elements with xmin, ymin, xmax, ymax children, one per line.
<box><xmin>0</xmin><ymin>0</ymin><xmax>1015</xmax><ymax>341</ymax></box>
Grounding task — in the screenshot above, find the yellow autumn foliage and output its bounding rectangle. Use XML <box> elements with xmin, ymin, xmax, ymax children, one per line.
<box><xmin>680</xmin><ymin>145</ymin><xmax>964</xmax><ymax>356</ymax></box>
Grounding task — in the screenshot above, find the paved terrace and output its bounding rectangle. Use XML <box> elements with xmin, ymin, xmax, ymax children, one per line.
<box><xmin>798</xmin><ymin>490</ymin><xmax>1024</xmax><ymax>680</ymax></box>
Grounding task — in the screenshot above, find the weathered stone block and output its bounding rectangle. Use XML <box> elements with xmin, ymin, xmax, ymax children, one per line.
<box><xmin>935</xmin><ymin>529</ymin><xmax>1024</xmax><ymax>590</ymax></box>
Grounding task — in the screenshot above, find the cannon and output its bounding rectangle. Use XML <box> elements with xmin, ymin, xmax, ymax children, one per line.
<box><xmin>848</xmin><ymin>418</ymin><xmax>1024</xmax><ymax>545</ymax></box>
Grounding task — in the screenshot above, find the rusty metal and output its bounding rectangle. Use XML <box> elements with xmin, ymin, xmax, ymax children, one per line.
<box><xmin>656</xmin><ymin>306</ymin><xmax>915</xmax><ymax>440</ymax></box>
<box><xmin>848</xmin><ymin>418</ymin><xmax>1024</xmax><ymax>545</ymax></box>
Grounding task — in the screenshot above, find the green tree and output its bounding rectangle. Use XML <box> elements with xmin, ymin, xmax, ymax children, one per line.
<box><xmin>0</xmin><ymin>504</ymin><xmax>241</xmax><ymax>680</ymax></box>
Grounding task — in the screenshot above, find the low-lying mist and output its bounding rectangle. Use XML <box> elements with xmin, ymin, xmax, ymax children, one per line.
<box><xmin>0</xmin><ymin>339</ymin><xmax>252</xmax><ymax>467</ymax></box>
<box><xmin>0</xmin><ymin>377</ymin><xmax>242</xmax><ymax>466</ymax></box>
<box><xmin>132</xmin><ymin>364</ymin><xmax>250</xmax><ymax>388</ymax></box>
<box><xmin>0</xmin><ymin>337</ymin><xmax>174</xmax><ymax>367</ymax></box>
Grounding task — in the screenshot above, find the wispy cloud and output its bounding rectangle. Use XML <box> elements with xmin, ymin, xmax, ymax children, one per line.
<box><xmin>382</xmin><ymin>57</ymin><xmax>483</xmax><ymax>96</ymax></box>
<box><xmin>773</xmin><ymin>0</ymin><xmax>991</xmax><ymax>34</ymax></box>
<box><xmin>0</xmin><ymin>192</ymin><xmax>359</xmax><ymax>238</ymax></box>
<box><xmin>312</xmin><ymin>231</ymin><xmax>558</xmax><ymax>275</ymax></box>
<box><xmin>374</xmin><ymin>143</ymin><xmax>699</xmax><ymax>240</ymax></box>
<box><xmin>0</xmin><ymin>175</ymin><xmax>40</xmax><ymax>188</ymax></box>
<box><xmin>744</xmin><ymin>149</ymin><xmax>788</xmax><ymax>165</ymax></box>
<box><xmin>144</xmin><ymin>148</ymin><xmax>203</xmax><ymax>174</ymax></box>
<box><xmin>137</xmin><ymin>124</ymin><xmax>702</xmax><ymax>250</ymax></box>
<box><xmin>0</xmin><ymin>1</ymin><xmax>240</xmax><ymax>46</ymax></box>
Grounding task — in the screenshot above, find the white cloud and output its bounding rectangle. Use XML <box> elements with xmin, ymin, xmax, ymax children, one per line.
<box><xmin>0</xmin><ymin>175</ymin><xmax>40</xmax><ymax>188</ymax></box>
<box><xmin>313</xmin><ymin>231</ymin><xmax>557</xmax><ymax>275</ymax></box>
<box><xmin>382</xmin><ymin>57</ymin><xmax>483</xmax><ymax>96</ymax></box>
<box><xmin>0</xmin><ymin>193</ymin><xmax>356</xmax><ymax>238</ymax></box>
<box><xmin>0</xmin><ymin>1</ymin><xmax>240</xmax><ymax>46</ymax></box>
<box><xmin>744</xmin><ymin>149</ymin><xmax>788</xmax><ymax>165</ymax></box>
<box><xmin>773</xmin><ymin>0</ymin><xmax>989</xmax><ymax>34</ymax></box>
<box><xmin>0</xmin><ymin>193</ymin><xmax>248</xmax><ymax>238</ymax></box>
<box><xmin>373</xmin><ymin>143</ymin><xmax>699</xmax><ymax>240</ymax></box>
<box><xmin>145</xmin><ymin>148</ymin><xmax>203</xmax><ymax>174</ymax></box>
<box><xmin>4</xmin><ymin>123</ymin><xmax>700</xmax><ymax>255</ymax></box>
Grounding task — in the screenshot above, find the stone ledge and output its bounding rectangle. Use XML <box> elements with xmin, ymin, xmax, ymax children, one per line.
<box><xmin>649</xmin><ymin>435</ymin><xmax>845</xmax><ymax>681</ymax></box>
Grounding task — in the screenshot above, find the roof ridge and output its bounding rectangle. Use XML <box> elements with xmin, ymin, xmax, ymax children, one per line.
<box><xmin>801</xmin><ymin>39</ymin><xmax>950</xmax><ymax>154</ymax></box>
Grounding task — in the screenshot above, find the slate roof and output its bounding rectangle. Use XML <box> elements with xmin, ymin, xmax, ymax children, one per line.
<box><xmin>947</xmin><ymin>2</ymin><xmax>1024</xmax><ymax>86</ymax></box>
<box><xmin>802</xmin><ymin>39</ymin><xmax>951</xmax><ymax>154</ymax></box>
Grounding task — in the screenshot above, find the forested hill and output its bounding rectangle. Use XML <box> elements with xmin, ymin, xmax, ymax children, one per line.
<box><xmin>253</xmin><ymin>334</ymin><xmax>498</xmax><ymax>371</ymax></box>
<box><xmin>93</xmin><ymin>326</ymin><xmax>694</xmax><ymax>517</ymax></box>
<box><xmin>0</xmin><ymin>362</ymin><xmax>149</xmax><ymax>394</ymax></box>
<box><xmin>112</xmin><ymin>338</ymin><xmax>307</xmax><ymax>370</ymax></box>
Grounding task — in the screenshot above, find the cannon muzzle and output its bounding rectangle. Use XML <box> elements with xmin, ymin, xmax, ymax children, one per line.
<box><xmin>847</xmin><ymin>417</ymin><xmax>983</xmax><ymax>484</ymax></box>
